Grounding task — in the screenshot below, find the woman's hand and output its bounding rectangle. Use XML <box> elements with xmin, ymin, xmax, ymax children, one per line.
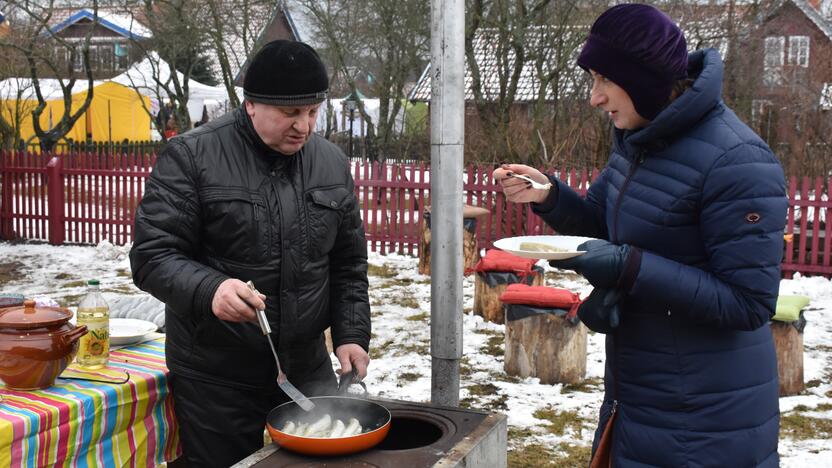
<box><xmin>492</xmin><ymin>164</ymin><xmax>552</xmax><ymax>204</ymax></box>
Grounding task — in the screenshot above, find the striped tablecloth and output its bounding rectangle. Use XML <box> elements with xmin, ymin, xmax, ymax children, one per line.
<box><xmin>0</xmin><ymin>338</ymin><xmax>181</xmax><ymax>467</ymax></box>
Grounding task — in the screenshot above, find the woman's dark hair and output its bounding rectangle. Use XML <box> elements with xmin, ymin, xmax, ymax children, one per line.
<box><xmin>670</xmin><ymin>78</ymin><xmax>694</xmax><ymax>102</ymax></box>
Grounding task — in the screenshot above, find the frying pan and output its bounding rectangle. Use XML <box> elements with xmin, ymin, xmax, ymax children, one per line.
<box><xmin>265</xmin><ymin>373</ymin><xmax>391</xmax><ymax>456</ymax></box>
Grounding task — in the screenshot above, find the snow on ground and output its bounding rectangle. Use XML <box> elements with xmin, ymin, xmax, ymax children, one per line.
<box><xmin>1</xmin><ymin>241</ymin><xmax>831</xmax><ymax>466</ymax></box>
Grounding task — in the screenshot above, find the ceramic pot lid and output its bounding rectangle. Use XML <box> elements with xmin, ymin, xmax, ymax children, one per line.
<box><xmin>0</xmin><ymin>300</ymin><xmax>73</xmax><ymax>329</ymax></box>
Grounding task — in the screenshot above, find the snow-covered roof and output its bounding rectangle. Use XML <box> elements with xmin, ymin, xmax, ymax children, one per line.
<box><xmin>791</xmin><ymin>0</ymin><xmax>832</xmax><ymax>41</ymax></box>
<box><xmin>49</xmin><ymin>9</ymin><xmax>151</xmax><ymax>40</ymax></box>
<box><xmin>0</xmin><ymin>77</ymin><xmax>101</xmax><ymax>101</ymax></box>
<box><xmin>409</xmin><ymin>26</ymin><xmax>588</xmax><ymax>103</ymax></box>
<box><xmin>110</xmin><ymin>53</ymin><xmax>238</xmax><ymax>102</ymax></box>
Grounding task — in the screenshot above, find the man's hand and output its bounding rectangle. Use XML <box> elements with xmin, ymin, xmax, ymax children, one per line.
<box><xmin>335</xmin><ymin>343</ymin><xmax>370</xmax><ymax>381</ymax></box>
<box><xmin>211</xmin><ymin>278</ymin><xmax>266</xmax><ymax>322</ymax></box>
<box><xmin>492</xmin><ymin>164</ymin><xmax>552</xmax><ymax>204</ymax></box>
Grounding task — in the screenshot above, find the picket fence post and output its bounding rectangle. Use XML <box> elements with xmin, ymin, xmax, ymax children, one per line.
<box><xmin>46</xmin><ymin>156</ymin><xmax>65</xmax><ymax>245</ymax></box>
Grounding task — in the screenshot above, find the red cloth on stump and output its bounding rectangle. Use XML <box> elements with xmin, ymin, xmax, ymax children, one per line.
<box><xmin>472</xmin><ymin>249</ymin><xmax>538</xmax><ymax>274</ymax></box>
<box><xmin>499</xmin><ymin>283</ymin><xmax>582</xmax><ymax>318</ymax></box>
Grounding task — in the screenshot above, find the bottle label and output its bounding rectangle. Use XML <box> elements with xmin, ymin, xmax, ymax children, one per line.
<box><xmin>77</xmin><ymin>307</ymin><xmax>109</xmax><ymax>367</ymax></box>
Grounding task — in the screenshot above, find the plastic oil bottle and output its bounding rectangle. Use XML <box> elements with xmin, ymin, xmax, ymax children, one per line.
<box><xmin>75</xmin><ymin>279</ymin><xmax>110</xmax><ymax>368</ymax></box>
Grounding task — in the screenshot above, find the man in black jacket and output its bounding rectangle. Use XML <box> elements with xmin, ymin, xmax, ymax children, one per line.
<box><xmin>129</xmin><ymin>40</ymin><xmax>371</xmax><ymax>467</ymax></box>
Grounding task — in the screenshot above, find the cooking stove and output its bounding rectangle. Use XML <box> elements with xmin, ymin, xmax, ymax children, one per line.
<box><xmin>232</xmin><ymin>398</ymin><xmax>507</xmax><ymax>468</ymax></box>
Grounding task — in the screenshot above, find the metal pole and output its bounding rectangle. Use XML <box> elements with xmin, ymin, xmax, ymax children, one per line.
<box><xmin>349</xmin><ymin>109</ymin><xmax>354</xmax><ymax>159</ymax></box>
<box><xmin>430</xmin><ymin>0</ymin><xmax>465</xmax><ymax>407</ymax></box>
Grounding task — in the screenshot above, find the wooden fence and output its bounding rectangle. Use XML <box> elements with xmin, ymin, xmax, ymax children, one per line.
<box><xmin>0</xmin><ymin>150</ymin><xmax>827</xmax><ymax>277</ymax></box>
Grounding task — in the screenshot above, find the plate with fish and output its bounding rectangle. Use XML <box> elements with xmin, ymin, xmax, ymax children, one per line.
<box><xmin>493</xmin><ymin>235</ymin><xmax>594</xmax><ymax>260</ymax></box>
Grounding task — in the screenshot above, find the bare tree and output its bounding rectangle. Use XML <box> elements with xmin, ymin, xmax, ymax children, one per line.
<box><xmin>0</xmin><ymin>0</ymin><xmax>99</xmax><ymax>151</ymax></box>
<box><xmin>299</xmin><ymin>0</ymin><xmax>429</xmax><ymax>161</ymax></box>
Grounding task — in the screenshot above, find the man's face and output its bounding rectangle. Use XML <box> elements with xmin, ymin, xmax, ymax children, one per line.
<box><xmin>589</xmin><ymin>70</ymin><xmax>650</xmax><ymax>130</ymax></box>
<box><xmin>245</xmin><ymin>101</ymin><xmax>321</xmax><ymax>155</ymax></box>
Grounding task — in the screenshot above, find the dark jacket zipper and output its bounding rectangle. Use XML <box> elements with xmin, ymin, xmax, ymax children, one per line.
<box><xmin>610</xmin><ymin>149</ymin><xmax>645</xmax><ymax>242</ymax></box>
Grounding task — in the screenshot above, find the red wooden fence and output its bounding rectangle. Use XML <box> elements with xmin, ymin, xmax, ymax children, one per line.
<box><xmin>0</xmin><ymin>150</ymin><xmax>825</xmax><ymax>277</ymax></box>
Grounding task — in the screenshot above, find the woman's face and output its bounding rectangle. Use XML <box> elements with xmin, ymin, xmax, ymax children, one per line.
<box><xmin>589</xmin><ymin>70</ymin><xmax>650</xmax><ymax>130</ymax></box>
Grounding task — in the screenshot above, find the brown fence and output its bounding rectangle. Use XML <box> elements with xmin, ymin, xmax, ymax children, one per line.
<box><xmin>0</xmin><ymin>150</ymin><xmax>827</xmax><ymax>277</ymax></box>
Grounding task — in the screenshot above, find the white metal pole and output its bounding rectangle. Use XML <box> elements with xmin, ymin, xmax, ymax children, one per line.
<box><xmin>429</xmin><ymin>0</ymin><xmax>465</xmax><ymax>407</ymax></box>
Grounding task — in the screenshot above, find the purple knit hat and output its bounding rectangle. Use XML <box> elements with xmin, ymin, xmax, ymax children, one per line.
<box><xmin>577</xmin><ymin>4</ymin><xmax>688</xmax><ymax>120</ymax></box>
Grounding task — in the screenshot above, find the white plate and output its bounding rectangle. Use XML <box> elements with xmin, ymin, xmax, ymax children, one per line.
<box><xmin>109</xmin><ymin>318</ymin><xmax>158</xmax><ymax>346</ymax></box>
<box><xmin>493</xmin><ymin>235</ymin><xmax>594</xmax><ymax>260</ymax></box>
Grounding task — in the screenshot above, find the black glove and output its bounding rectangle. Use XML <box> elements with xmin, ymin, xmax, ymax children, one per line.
<box><xmin>577</xmin><ymin>288</ymin><xmax>621</xmax><ymax>334</ymax></box>
<box><xmin>549</xmin><ymin>239</ymin><xmax>637</xmax><ymax>289</ymax></box>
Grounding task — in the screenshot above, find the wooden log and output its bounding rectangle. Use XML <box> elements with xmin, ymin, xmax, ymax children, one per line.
<box><xmin>505</xmin><ymin>311</ymin><xmax>587</xmax><ymax>384</ymax></box>
<box><xmin>771</xmin><ymin>321</ymin><xmax>804</xmax><ymax>396</ymax></box>
<box><xmin>418</xmin><ymin>204</ymin><xmax>488</xmax><ymax>276</ymax></box>
<box><xmin>473</xmin><ymin>272</ymin><xmax>543</xmax><ymax>324</ymax></box>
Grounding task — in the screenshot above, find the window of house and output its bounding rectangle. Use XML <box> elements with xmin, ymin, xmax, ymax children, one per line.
<box><xmin>763</xmin><ymin>36</ymin><xmax>784</xmax><ymax>86</ymax></box>
<box><xmin>751</xmin><ymin>99</ymin><xmax>771</xmax><ymax>127</ymax></box>
<box><xmin>787</xmin><ymin>36</ymin><xmax>810</xmax><ymax>68</ymax></box>
<box><xmin>99</xmin><ymin>44</ymin><xmax>114</xmax><ymax>72</ymax></box>
<box><xmin>114</xmin><ymin>42</ymin><xmax>130</xmax><ymax>70</ymax></box>
<box><xmin>72</xmin><ymin>48</ymin><xmax>84</xmax><ymax>73</ymax></box>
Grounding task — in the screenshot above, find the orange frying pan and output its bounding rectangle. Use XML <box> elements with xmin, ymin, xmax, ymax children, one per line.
<box><xmin>265</xmin><ymin>395</ymin><xmax>391</xmax><ymax>456</ymax></box>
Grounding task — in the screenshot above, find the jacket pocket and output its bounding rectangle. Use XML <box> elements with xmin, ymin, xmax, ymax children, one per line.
<box><xmin>200</xmin><ymin>187</ymin><xmax>270</xmax><ymax>265</ymax></box>
<box><xmin>306</xmin><ymin>186</ymin><xmax>349</xmax><ymax>259</ymax></box>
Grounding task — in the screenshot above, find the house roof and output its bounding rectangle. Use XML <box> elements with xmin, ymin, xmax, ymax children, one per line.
<box><xmin>409</xmin><ymin>26</ymin><xmax>588</xmax><ymax>103</ymax></box>
<box><xmin>49</xmin><ymin>9</ymin><xmax>151</xmax><ymax>40</ymax></box>
<box><xmin>790</xmin><ymin>0</ymin><xmax>832</xmax><ymax>41</ymax></box>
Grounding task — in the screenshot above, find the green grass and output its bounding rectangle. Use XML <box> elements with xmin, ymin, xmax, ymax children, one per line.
<box><xmin>508</xmin><ymin>442</ymin><xmax>591</xmax><ymax>468</ymax></box>
<box><xmin>116</xmin><ymin>268</ymin><xmax>131</xmax><ymax>277</ymax></box>
<box><xmin>392</xmin><ymin>295</ymin><xmax>420</xmax><ymax>309</ymax></box>
<box><xmin>367</xmin><ymin>263</ymin><xmax>398</xmax><ymax>278</ymax></box>
<box><xmin>482</xmin><ymin>335</ymin><xmax>504</xmax><ymax>357</ymax></box>
<box><xmin>466</xmin><ymin>382</ymin><xmax>500</xmax><ymax>396</ymax></box>
<box><xmin>53</xmin><ymin>272</ymin><xmax>73</xmax><ymax>280</ymax></box>
<box><xmin>61</xmin><ymin>280</ymin><xmax>88</xmax><ymax>289</ymax></box>
<box><xmin>780</xmin><ymin>407</ymin><xmax>832</xmax><ymax>440</ymax></box>
<box><xmin>398</xmin><ymin>372</ymin><xmax>421</xmax><ymax>382</ymax></box>
<box><xmin>532</xmin><ymin>407</ymin><xmax>587</xmax><ymax>437</ymax></box>
<box><xmin>561</xmin><ymin>378</ymin><xmax>604</xmax><ymax>394</ymax></box>
<box><xmin>405</xmin><ymin>312</ymin><xmax>429</xmax><ymax>321</ymax></box>
<box><xmin>0</xmin><ymin>261</ymin><xmax>25</xmax><ymax>286</ymax></box>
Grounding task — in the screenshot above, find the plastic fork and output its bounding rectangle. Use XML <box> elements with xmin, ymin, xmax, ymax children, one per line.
<box><xmin>247</xmin><ymin>281</ymin><xmax>315</xmax><ymax>412</ymax></box>
<box><xmin>507</xmin><ymin>172</ymin><xmax>552</xmax><ymax>190</ymax></box>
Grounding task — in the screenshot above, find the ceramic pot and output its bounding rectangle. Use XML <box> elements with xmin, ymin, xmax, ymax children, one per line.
<box><xmin>0</xmin><ymin>300</ymin><xmax>88</xmax><ymax>390</ymax></box>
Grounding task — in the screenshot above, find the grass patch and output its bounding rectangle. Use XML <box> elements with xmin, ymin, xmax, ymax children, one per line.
<box><xmin>780</xmin><ymin>410</ymin><xmax>832</xmax><ymax>440</ymax></box>
<box><xmin>460</xmin><ymin>357</ymin><xmax>475</xmax><ymax>377</ymax></box>
<box><xmin>482</xmin><ymin>335</ymin><xmax>504</xmax><ymax>357</ymax></box>
<box><xmin>57</xmin><ymin>294</ymin><xmax>85</xmax><ymax>308</ymax></box>
<box><xmin>398</xmin><ymin>372</ymin><xmax>421</xmax><ymax>382</ymax></box>
<box><xmin>391</xmin><ymin>341</ymin><xmax>429</xmax><ymax>357</ymax></box>
<box><xmin>405</xmin><ymin>312</ymin><xmax>429</xmax><ymax>322</ymax></box>
<box><xmin>806</xmin><ymin>379</ymin><xmax>822</xmax><ymax>389</ymax></box>
<box><xmin>105</xmin><ymin>285</ymin><xmax>137</xmax><ymax>295</ymax></box>
<box><xmin>533</xmin><ymin>407</ymin><xmax>586</xmax><ymax>437</ymax></box>
<box><xmin>53</xmin><ymin>272</ymin><xmax>73</xmax><ymax>280</ymax></box>
<box><xmin>369</xmin><ymin>339</ymin><xmax>395</xmax><ymax>359</ymax></box>
<box><xmin>492</xmin><ymin>371</ymin><xmax>522</xmax><ymax>384</ymax></box>
<box><xmin>392</xmin><ymin>295</ymin><xmax>420</xmax><ymax>309</ymax></box>
<box><xmin>473</xmin><ymin>328</ymin><xmax>502</xmax><ymax>336</ymax></box>
<box><xmin>508</xmin><ymin>442</ymin><xmax>590</xmax><ymax>468</ymax></box>
<box><xmin>116</xmin><ymin>268</ymin><xmax>131</xmax><ymax>277</ymax></box>
<box><xmin>367</xmin><ymin>264</ymin><xmax>398</xmax><ymax>278</ymax></box>
<box><xmin>61</xmin><ymin>280</ymin><xmax>88</xmax><ymax>289</ymax></box>
<box><xmin>561</xmin><ymin>378</ymin><xmax>604</xmax><ymax>394</ymax></box>
<box><xmin>0</xmin><ymin>261</ymin><xmax>25</xmax><ymax>286</ymax></box>
<box><xmin>466</xmin><ymin>383</ymin><xmax>500</xmax><ymax>397</ymax></box>
<box><xmin>508</xmin><ymin>426</ymin><xmax>534</xmax><ymax>441</ymax></box>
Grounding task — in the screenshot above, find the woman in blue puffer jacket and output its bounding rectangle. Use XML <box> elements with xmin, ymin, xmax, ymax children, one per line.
<box><xmin>495</xmin><ymin>4</ymin><xmax>786</xmax><ymax>467</ymax></box>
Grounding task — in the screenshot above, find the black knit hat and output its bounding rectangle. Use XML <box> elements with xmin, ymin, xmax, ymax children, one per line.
<box><xmin>244</xmin><ymin>40</ymin><xmax>329</xmax><ymax>106</ymax></box>
<box><xmin>577</xmin><ymin>4</ymin><xmax>688</xmax><ymax>120</ymax></box>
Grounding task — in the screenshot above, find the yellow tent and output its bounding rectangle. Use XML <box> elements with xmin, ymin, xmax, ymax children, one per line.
<box><xmin>0</xmin><ymin>80</ymin><xmax>152</xmax><ymax>146</ymax></box>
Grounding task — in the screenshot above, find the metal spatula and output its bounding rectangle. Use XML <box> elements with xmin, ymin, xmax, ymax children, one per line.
<box><xmin>247</xmin><ymin>282</ymin><xmax>315</xmax><ymax>412</ymax></box>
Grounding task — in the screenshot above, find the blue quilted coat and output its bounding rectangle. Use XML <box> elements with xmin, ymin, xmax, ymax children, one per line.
<box><xmin>534</xmin><ymin>49</ymin><xmax>786</xmax><ymax>467</ymax></box>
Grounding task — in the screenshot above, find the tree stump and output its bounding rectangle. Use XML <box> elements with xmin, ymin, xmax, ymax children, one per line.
<box><xmin>771</xmin><ymin>321</ymin><xmax>804</xmax><ymax>396</ymax></box>
<box><xmin>418</xmin><ymin>205</ymin><xmax>489</xmax><ymax>276</ymax></box>
<box><xmin>505</xmin><ymin>310</ymin><xmax>587</xmax><ymax>384</ymax></box>
<box><xmin>473</xmin><ymin>272</ymin><xmax>543</xmax><ymax>324</ymax></box>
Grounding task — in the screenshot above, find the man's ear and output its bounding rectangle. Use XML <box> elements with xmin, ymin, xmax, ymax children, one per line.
<box><xmin>244</xmin><ymin>100</ymin><xmax>256</xmax><ymax>117</ymax></box>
